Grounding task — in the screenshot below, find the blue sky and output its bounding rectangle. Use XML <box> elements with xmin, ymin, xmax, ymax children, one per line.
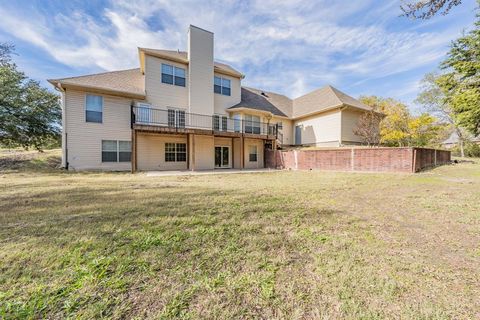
<box><xmin>0</xmin><ymin>0</ymin><xmax>478</xmax><ymax>112</ymax></box>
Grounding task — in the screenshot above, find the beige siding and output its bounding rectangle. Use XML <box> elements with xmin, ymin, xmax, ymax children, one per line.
<box><xmin>188</xmin><ymin>26</ymin><xmax>214</xmax><ymax>115</ymax></box>
<box><xmin>65</xmin><ymin>89</ymin><xmax>132</xmax><ymax>171</ymax></box>
<box><xmin>194</xmin><ymin>135</ymin><xmax>215</xmax><ymax>170</ymax></box>
<box><xmin>144</xmin><ymin>55</ymin><xmax>188</xmax><ymax>109</ymax></box>
<box><xmin>293</xmin><ymin>109</ymin><xmax>341</xmax><ymax>146</ymax></box>
<box><xmin>214</xmin><ymin>72</ymin><xmax>241</xmax><ymax>115</ymax></box>
<box><xmin>272</xmin><ymin>116</ymin><xmax>293</xmax><ymax>145</ymax></box>
<box><xmin>244</xmin><ymin>138</ymin><xmax>264</xmax><ymax>169</ymax></box>
<box><xmin>137</xmin><ymin>134</ymin><xmax>187</xmax><ymax>171</ymax></box>
<box><xmin>341</xmin><ymin>109</ymin><xmax>364</xmax><ymax>144</ymax></box>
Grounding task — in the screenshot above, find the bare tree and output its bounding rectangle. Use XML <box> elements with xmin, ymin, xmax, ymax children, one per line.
<box><xmin>354</xmin><ymin>111</ymin><xmax>383</xmax><ymax>146</ymax></box>
<box><xmin>401</xmin><ymin>0</ymin><xmax>462</xmax><ymax>19</ymax></box>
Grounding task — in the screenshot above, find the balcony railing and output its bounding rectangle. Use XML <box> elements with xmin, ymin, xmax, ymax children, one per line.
<box><xmin>131</xmin><ymin>106</ymin><xmax>278</xmax><ymax>137</ymax></box>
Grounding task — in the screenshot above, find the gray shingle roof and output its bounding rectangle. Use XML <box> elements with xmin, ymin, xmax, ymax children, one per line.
<box><xmin>230</xmin><ymin>85</ymin><xmax>372</xmax><ymax>119</ymax></box>
<box><xmin>48</xmin><ymin>68</ymin><xmax>145</xmax><ymax>98</ymax></box>
<box><xmin>229</xmin><ymin>87</ymin><xmax>293</xmax><ymax>117</ymax></box>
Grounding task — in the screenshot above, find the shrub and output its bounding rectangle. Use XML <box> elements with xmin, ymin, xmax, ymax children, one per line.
<box><xmin>451</xmin><ymin>142</ymin><xmax>480</xmax><ymax>158</ymax></box>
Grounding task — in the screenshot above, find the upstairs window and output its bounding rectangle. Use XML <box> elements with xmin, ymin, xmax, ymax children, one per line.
<box><xmin>162</xmin><ymin>64</ymin><xmax>186</xmax><ymax>87</ymax></box>
<box><xmin>244</xmin><ymin>114</ymin><xmax>261</xmax><ymax>134</ymax></box>
<box><xmin>213</xmin><ymin>115</ymin><xmax>228</xmax><ymax>131</ymax></box>
<box><xmin>214</xmin><ymin>76</ymin><xmax>231</xmax><ymax>96</ymax></box>
<box><xmin>86</xmin><ymin>94</ymin><xmax>103</xmax><ymax>123</ymax></box>
<box><xmin>167</xmin><ymin>109</ymin><xmax>186</xmax><ymax>128</ymax></box>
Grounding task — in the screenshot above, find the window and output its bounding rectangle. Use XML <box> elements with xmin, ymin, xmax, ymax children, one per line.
<box><xmin>102</xmin><ymin>140</ymin><xmax>117</xmax><ymax>162</ymax></box>
<box><xmin>176</xmin><ymin>143</ymin><xmax>187</xmax><ymax>162</ymax></box>
<box><xmin>162</xmin><ymin>63</ymin><xmax>186</xmax><ymax>87</ymax></box>
<box><xmin>277</xmin><ymin>122</ymin><xmax>283</xmax><ymax>130</ymax></box>
<box><xmin>233</xmin><ymin>114</ymin><xmax>241</xmax><ymax>132</ymax></box>
<box><xmin>174</xmin><ymin>67</ymin><xmax>186</xmax><ymax>86</ymax></box>
<box><xmin>168</xmin><ymin>109</ymin><xmax>186</xmax><ymax>128</ymax></box>
<box><xmin>213</xmin><ymin>76</ymin><xmax>231</xmax><ymax>96</ymax></box>
<box><xmin>221</xmin><ymin>116</ymin><xmax>228</xmax><ymax>131</ymax></box>
<box><xmin>165</xmin><ymin>143</ymin><xmax>176</xmax><ymax>162</ymax></box>
<box><xmin>118</xmin><ymin>141</ymin><xmax>132</xmax><ymax>162</ymax></box>
<box><xmin>102</xmin><ymin>140</ymin><xmax>131</xmax><ymax>162</ymax></box>
<box><xmin>213</xmin><ymin>115</ymin><xmax>220</xmax><ymax>130</ymax></box>
<box><xmin>249</xmin><ymin>145</ymin><xmax>258</xmax><ymax>162</ymax></box>
<box><xmin>86</xmin><ymin>94</ymin><xmax>103</xmax><ymax>123</ymax></box>
<box><xmin>161</xmin><ymin>64</ymin><xmax>173</xmax><ymax>84</ymax></box>
<box><xmin>244</xmin><ymin>114</ymin><xmax>261</xmax><ymax>134</ymax></box>
<box><xmin>165</xmin><ymin>143</ymin><xmax>187</xmax><ymax>162</ymax></box>
<box><xmin>214</xmin><ymin>76</ymin><xmax>222</xmax><ymax>94</ymax></box>
<box><xmin>213</xmin><ymin>115</ymin><xmax>228</xmax><ymax>131</ymax></box>
<box><xmin>222</xmin><ymin>78</ymin><xmax>231</xmax><ymax>96</ymax></box>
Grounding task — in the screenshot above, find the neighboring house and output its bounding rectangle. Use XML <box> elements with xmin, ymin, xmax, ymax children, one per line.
<box><xmin>442</xmin><ymin>131</ymin><xmax>480</xmax><ymax>148</ymax></box>
<box><xmin>49</xmin><ymin>25</ymin><xmax>375</xmax><ymax>172</ymax></box>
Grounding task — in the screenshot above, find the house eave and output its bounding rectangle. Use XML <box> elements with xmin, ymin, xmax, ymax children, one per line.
<box><xmin>49</xmin><ymin>81</ymin><xmax>146</xmax><ymax>100</ymax></box>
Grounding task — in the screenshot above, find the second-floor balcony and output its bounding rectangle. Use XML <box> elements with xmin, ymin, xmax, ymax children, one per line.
<box><xmin>131</xmin><ymin>106</ymin><xmax>278</xmax><ymax>139</ymax></box>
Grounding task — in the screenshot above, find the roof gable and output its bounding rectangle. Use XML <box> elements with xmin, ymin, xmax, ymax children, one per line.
<box><xmin>48</xmin><ymin>68</ymin><xmax>145</xmax><ymax>99</ymax></box>
<box><xmin>139</xmin><ymin>48</ymin><xmax>244</xmax><ymax>78</ymax></box>
<box><xmin>292</xmin><ymin>85</ymin><xmax>371</xmax><ymax>118</ymax></box>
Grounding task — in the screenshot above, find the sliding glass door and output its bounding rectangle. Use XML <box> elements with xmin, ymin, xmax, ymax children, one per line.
<box><xmin>214</xmin><ymin>146</ymin><xmax>230</xmax><ymax>168</ymax></box>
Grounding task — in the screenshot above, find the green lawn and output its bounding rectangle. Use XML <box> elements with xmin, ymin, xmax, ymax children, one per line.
<box><xmin>1</xmin><ymin>150</ymin><xmax>479</xmax><ymax>319</ymax></box>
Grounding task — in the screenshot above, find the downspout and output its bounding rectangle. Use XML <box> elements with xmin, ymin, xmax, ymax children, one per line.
<box><xmin>54</xmin><ymin>83</ymin><xmax>68</xmax><ymax>170</ymax></box>
<box><xmin>339</xmin><ymin>105</ymin><xmax>347</xmax><ymax>147</ymax></box>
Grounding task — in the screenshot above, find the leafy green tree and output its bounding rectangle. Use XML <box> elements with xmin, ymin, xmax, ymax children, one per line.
<box><xmin>416</xmin><ymin>72</ymin><xmax>467</xmax><ymax>156</ymax></box>
<box><xmin>438</xmin><ymin>3</ymin><xmax>480</xmax><ymax>136</ymax></box>
<box><xmin>0</xmin><ymin>43</ymin><xmax>61</xmax><ymax>151</ymax></box>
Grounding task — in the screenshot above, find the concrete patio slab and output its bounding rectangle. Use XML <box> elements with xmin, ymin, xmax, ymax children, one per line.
<box><xmin>144</xmin><ymin>168</ymin><xmax>277</xmax><ymax>177</ymax></box>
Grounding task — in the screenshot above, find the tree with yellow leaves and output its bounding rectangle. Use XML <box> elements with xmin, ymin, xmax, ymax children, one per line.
<box><xmin>359</xmin><ymin>96</ymin><xmax>446</xmax><ymax>147</ymax></box>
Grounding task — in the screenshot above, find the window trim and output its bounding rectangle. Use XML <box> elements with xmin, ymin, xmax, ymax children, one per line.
<box><xmin>167</xmin><ymin>108</ymin><xmax>186</xmax><ymax>128</ymax></box>
<box><xmin>162</xmin><ymin>63</ymin><xmax>186</xmax><ymax>87</ymax></box>
<box><xmin>249</xmin><ymin>145</ymin><xmax>258</xmax><ymax>162</ymax></box>
<box><xmin>244</xmin><ymin>114</ymin><xmax>261</xmax><ymax>134</ymax></box>
<box><xmin>85</xmin><ymin>94</ymin><xmax>103</xmax><ymax>123</ymax></box>
<box><xmin>101</xmin><ymin>140</ymin><xmax>131</xmax><ymax>163</ymax></box>
<box><xmin>214</xmin><ymin>76</ymin><xmax>231</xmax><ymax>96</ymax></box>
<box><xmin>213</xmin><ymin>114</ymin><xmax>228</xmax><ymax>131</ymax></box>
<box><xmin>165</xmin><ymin>142</ymin><xmax>187</xmax><ymax>162</ymax></box>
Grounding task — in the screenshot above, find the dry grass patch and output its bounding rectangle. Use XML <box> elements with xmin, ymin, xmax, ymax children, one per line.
<box><xmin>0</xmin><ymin>151</ymin><xmax>479</xmax><ymax>319</ymax></box>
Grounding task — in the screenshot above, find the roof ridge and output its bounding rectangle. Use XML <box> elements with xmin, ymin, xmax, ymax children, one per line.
<box><xmin>48</xmin><ymin>68</ymin><xmax>141</xmax><ymax>82</ymax></box>
<box><xmin>242</xmin><ymin>86</ymin><xmax>292</xmax><ymax>100</ymax></box>
<box><xmin>324</xmin><ymin>85</ymin><xmax>344</xmax><ymax>105</ymax></box>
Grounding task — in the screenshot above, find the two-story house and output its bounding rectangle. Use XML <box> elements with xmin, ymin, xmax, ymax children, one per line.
<box><xmin>49</xmin><ymin>25</ymin><xmax>375</xmax><ymax>172</ymax></box>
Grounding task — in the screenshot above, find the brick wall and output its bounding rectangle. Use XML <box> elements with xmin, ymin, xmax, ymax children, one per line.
<box><xmin>265</xmin><ymin>147</ymin><xmax>451</xmax><ymax>173</ymax></box>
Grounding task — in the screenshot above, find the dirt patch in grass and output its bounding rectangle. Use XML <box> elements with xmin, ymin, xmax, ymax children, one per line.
<box><xmin>0</xmin><ymin>149</ymin><xmax>61</xmax><ymax>171</ymax></box>
<box><xmin>0</xmin><ymin>151</ymin><xmax>479</xmax><ymax>319</ymax></box>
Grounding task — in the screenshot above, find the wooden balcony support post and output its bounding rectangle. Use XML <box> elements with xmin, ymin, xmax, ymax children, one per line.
<box><xmin>131</xmin><ymin>129</ymin><xmax>137</xmax><ymax>173</ymax></box>
<box><xmin>240</xmin><ymin>135</ymin><xmax>244</xmax><ymax>169</ymax></box>
<box><xmin>188</xmin><ymin>133</ymin><xmax>195</xmax><ymax>171</ymax></box>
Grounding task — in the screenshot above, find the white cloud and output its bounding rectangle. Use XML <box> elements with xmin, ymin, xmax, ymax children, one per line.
<box><xmin>0</xmin><ymin>0</ymin><xmax>469</xmax><ymax>99</ymax></box>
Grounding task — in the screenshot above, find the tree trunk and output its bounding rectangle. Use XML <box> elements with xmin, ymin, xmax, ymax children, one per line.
<box><xmin>455</xmin><ymin>128</ymin><xmax>465</xmax><ymax>158</ymax></box>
